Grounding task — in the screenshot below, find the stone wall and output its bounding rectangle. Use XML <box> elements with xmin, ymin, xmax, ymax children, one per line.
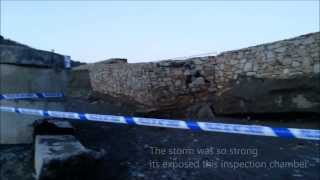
<box><xmin>212</xmin><ymin>32</ymin><xmax>319</xmax><ymax>91</ymax></box>
<box><xmin>72</xmin><ymin>32</ymin><xmax>320</xmax><ymax>118</ymax></box>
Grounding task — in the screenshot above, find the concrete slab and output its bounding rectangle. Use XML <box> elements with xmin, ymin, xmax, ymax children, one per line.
<box><xmin>34</xmin><ymin>135</ymin><xmax>104</xmax><ymax>180</ymax></box>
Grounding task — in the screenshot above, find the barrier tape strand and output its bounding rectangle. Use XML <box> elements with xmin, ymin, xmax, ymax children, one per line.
<box><xmin>0</xmin><ymin>93</ymin><xmax>64</xmax><ymax>100</ymax></box>
<box><xmin>0</xmin><ymin>106</ymin><xmax>319</xmax><ymax>141</ymax></box>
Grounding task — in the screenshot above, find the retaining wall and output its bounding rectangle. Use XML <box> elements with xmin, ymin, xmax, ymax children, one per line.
<box><xmin>0</xmin><ymin>44</ymin><xmax>69</xmax><ymax>144</ymax></box>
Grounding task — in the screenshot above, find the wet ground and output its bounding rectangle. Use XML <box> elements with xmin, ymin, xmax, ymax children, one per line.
<box><xmin>0</xmin><ymin>145</ymin><xmax>34</xmax><ymax>180</ymax></box>
<box><xmin>1</xmin><ymin>98</ymin><xmax>319</xmax><ymax>180</ymax></box>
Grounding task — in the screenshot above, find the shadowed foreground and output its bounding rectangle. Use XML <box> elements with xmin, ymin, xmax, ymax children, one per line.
<box><xmin>1</xmin><ymin>118</ymin><xmax>319</xmax><ymax>180</ymax></box>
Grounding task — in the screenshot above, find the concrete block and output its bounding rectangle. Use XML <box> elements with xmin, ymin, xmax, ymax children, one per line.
<box><xmin>35</xmin><ymin>135</ymin><xmax>104</xmax><ymax>180</ymax></box>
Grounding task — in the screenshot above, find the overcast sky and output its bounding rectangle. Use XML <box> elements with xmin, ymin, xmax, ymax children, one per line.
<box><xmin>1</xmin><ymin>1</ymin><xmax>319</xmax><ymax>63</ymax></box>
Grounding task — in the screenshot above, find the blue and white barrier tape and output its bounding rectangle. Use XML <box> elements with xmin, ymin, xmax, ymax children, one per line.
<box><xmin>0</xmin><ymin>92</ymin><xmax>64</xmax><ymax>100</ymax></box>
<box><xmin>0</xmin><ymin>106</ymin><xmax>319</xmax><ymax>141</ymax></box>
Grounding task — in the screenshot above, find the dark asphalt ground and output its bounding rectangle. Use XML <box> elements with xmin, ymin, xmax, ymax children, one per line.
<box><xmin>1</xmin><ymin>98</ymin><xmax>319</xmax><ymax>180</ymax></box>
<box><xmin>72</xmin><ymin>121</ymin><xmax>320</xmax><ymax>180</ymax></box>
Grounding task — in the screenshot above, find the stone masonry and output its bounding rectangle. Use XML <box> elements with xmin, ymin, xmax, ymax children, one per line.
<box><xmin>72</xmin><ymin>32</ymin><xmax>320</xmax><ymax>117</ymax></box>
